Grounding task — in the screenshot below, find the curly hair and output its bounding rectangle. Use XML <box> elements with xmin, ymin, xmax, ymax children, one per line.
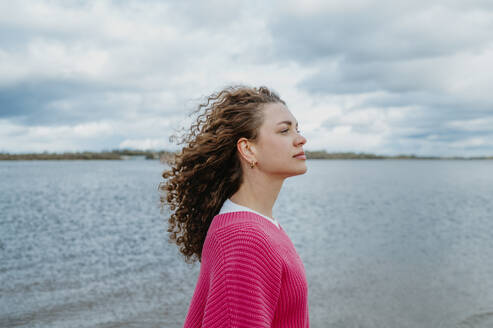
<box><xmin>158</xmin><ymin>85</ymin><xmax>286</xmax><ymax>264</ymax></box>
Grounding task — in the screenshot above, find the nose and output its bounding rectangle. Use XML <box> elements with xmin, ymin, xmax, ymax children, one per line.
<box><xmin>296</xmin><ymin>132</ymin><xmax>307</xmax><ymax>146</ymax></box>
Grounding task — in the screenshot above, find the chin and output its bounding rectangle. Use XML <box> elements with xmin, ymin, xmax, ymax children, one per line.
<box><xmin>270</xmin><ymin>162</ymin><xmax>307</xmax><ymax>178</ymax></box>
<box><xmin>298</xmin><ymin>165</ymin><xmax>308</xmax><ymax>175</ymax></box>
<box><xmin>288</xmin><ymin>164</ymin><xmax>308</xmax><ymax>177</ymax></box>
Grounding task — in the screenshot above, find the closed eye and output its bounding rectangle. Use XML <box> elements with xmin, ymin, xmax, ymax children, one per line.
<box><xmin>281</xmin><ymin>128</ymin><xmax>301</xmax><ymax>133</ymax></box>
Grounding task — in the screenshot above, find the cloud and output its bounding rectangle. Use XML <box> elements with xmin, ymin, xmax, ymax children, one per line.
<box><xmin>265</xmin><ymin>1</ymin><xmax>493</xmax><ymax>156</ymax></box>
<box><xmin>271</xmin><ymin>0</ymin><xmax>493</xmax><ymax>62</ymax></box>
<box><xmin>0</xmin><ymin>119</ymin><xmax>116</xmax><ymax>153</ymax></box>
<box><xmin>119</xmin><ymin>138</ymin><xmax>171</xmax><ymax>150</ymax></box>
<box><xmin>446</xmin><ymin>116</ymin><xmax>493</xmax><ymax>132</ymax></box>
<box><xmin>0</xmin><ymin>0</ymin><xmax>492</xmax><ymax>156</ymax></box>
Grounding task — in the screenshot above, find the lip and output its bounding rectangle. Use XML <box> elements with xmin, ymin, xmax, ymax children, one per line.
<box><xmin>293</xmin><ymin>151</ymin><xmax>305</xmax><ymax>157</ymax></box>
<box><xmin>293</xmin><ymin>151</ymin><xmax>306</xmax><ymax>159</ymax></box>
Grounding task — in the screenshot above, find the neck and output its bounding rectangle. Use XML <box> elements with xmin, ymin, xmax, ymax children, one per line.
<box><xmin>229</xmin><ymin>170</ymin><xmax>284</xmax><ymax>219</ymax></box>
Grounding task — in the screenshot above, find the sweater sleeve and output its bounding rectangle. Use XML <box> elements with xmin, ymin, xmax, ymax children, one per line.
<box><xmin>201</xmin><ymin>226</ymin><xmax>283</xmax><ymax>328</ymax></box>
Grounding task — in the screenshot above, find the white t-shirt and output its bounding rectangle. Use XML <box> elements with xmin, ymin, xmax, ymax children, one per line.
<box><xmin>218</xmin><ymin>198</ymin><xmax>280</xmax><ymax>229</ymax></box>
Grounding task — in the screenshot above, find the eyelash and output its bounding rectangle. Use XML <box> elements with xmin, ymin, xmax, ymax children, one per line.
<box><xmin>282</xmin><ymin>128</ymin><xmax>301</xmax><ymax>133</ymax></box>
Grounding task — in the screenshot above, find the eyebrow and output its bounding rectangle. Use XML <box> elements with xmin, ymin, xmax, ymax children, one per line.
<box><xmin>277</xmin><ymin>120</ymin><xmax>298</xmax><ymax>127</ymax></box>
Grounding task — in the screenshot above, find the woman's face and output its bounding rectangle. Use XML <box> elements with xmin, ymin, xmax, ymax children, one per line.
<box><xmin>253</xmin><ymin>102</ymin><xmax>308</xmax><ymax>178</ymax></box>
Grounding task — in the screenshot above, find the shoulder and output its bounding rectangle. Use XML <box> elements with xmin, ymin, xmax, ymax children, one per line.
<box><xmin>203</xmin><ymin>223</ymin><xmax>283</xmax><ymax>288</ymax></box>
<box><xmin>209</xmin><ymin>211</ymin><xmax>275</xmax><ymax>236</ymax></box>
<box><xmin>204</xmin><ymin>217</ymin><xmax>281</xmax><ymax>264</ymax></box>
<box><xmin>215</xmin><ymin>222</ymin><xmax>273</xmax><ymax>251</ymax></box>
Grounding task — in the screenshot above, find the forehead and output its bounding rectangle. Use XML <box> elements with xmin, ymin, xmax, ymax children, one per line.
<box><xmin>262</xmin><ymin>103</ymin><xmax>297</xmax><ymax>126</ymax></box>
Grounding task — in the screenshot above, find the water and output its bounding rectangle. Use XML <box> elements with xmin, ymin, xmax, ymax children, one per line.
<box><xmin>0</xmin><ymin>159</ymin><xmax>492</xmax><ymax>328</ymax></box>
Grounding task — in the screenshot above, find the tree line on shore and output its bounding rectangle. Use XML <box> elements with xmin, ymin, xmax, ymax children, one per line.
<box><xmin>1</xmin><ymin>149</ymin><xmax>492</xmax><ymax>161</ymax></box>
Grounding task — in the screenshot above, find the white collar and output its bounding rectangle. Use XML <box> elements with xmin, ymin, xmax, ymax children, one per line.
<box><xmin>218</xmin><ymin>198</ymin><xmax>280</xmax><ymax>229</ymax></box>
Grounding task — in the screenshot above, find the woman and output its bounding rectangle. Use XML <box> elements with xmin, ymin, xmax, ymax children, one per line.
<box><xmin>159</xmin><ymin>85</ymin><xmax>309</xmax><ymax>327</ymax></box>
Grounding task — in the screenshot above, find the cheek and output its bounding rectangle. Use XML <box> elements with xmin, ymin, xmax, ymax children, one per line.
<box><xmin>262</xmin><ymin>137</ymin><xmax>288</xmax><ymax>159</ymax></box>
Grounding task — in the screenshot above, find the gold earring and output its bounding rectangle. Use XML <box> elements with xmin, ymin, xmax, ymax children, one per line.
<box><xmin>250</xmin><ymin>160</ymin><xmax>256</xmax><ymax>168</ymax></box>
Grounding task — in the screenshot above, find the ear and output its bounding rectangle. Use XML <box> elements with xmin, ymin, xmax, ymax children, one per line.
<box><xmin>236</xmin><ymin>137</ymin><xmax>257</xmax><ymax>163</ymax></box>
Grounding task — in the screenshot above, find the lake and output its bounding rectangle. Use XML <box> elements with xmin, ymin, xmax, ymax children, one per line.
<box><xmin>1</xmin><ymin>159</ymin><xmax>492</xmax><ymax>328</ymax></box>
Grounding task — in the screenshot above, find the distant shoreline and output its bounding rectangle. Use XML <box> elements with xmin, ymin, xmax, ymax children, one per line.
<box><xmin>1</xmin><ymin>149</ymin><xmax>492</xmax><ymax>161</ymax></box>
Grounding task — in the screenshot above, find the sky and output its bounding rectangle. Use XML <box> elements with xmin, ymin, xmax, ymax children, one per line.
<box><xmin>1</xmin><ymin>0</ymin><xmax>492</xmax><ymax>156</ymax></box>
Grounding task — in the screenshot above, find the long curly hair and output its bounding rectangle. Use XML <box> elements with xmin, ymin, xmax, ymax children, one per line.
<box><xmin>158</xmin><ymin>85</ymin><xmax>285</xmax><ymax>264</ymax></box>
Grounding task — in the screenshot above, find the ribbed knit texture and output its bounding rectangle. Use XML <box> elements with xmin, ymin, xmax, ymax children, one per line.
<box><xmin>183</xmin><ymin>211</ymin><xmax>309</xmax><ymax>328</ymax></box>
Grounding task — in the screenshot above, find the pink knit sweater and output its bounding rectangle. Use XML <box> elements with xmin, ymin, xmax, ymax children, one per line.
<box><xmin>183</xmin><ymin>211</ymin><xmax>310</xmax><ymax>327</ymax></box>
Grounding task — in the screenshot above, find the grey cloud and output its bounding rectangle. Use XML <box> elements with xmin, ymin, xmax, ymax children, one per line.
<box><xmin>269</xmin><ymin>2</ymin><xmax>493</xmax><ymax>64</ymax></box>
<box><xmin>0</xmin><ymin>79</ymin><xmax>175</xmax><ymax>126</ymax></box>
<box><xmin>298</xmin><ymin>58</ymin><xmax>440</xmax><ymax>95</ymax></box>
<box><xmin>1</xmin><ymin>81</ymin><xmax>101</xmax><ymax>125</ymax></box>
<box><xmin>360</xmin><ymin>91</ymin><xmax>493</xmax><ymax>115</ymax></box>
<box><xmin>269</xmin><ymin>0</ymin><xmax>493</xmax><ymax>133</ymax></box>
<box><xmin>398</xmin><ymin>128</ymin><xmax>489</xmax><ymax>143</ymax></box>
<box><xmin>1</xmin><ymin>0</ymin><xmax>492</xmax><ymax>156</ymax></box>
